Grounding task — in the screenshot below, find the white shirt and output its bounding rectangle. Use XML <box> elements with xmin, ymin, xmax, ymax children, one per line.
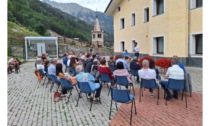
<box><xmin>9</xmin><ymin>58</ymin><xmax>14</xmax><ymax>63</ymax></box>
<box><xmin>166</xmin><ymin>65</ymin><xmax>184</xmax><ymax>80</ymax></box>
<box><xmin>134</xmin><ymin>46</ymin><xmax>140</xmax><ymax>53</ymax></box>
<box><xmin>36</xmin><ymin>64</ymin><xmax>45</xmax><ymax>73</ymax></box>
<box><xmin>67</xmin><ymin>59</ymin><xmax>71</xmax><ymax>66</ymax></box>
<box><xmin>138</xmin><ymin>68</ymin><xmax>156</xmax><ymax>81</ymax></box>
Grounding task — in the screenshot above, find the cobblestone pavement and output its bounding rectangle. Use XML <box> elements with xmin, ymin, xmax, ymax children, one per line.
<box><xmin>8</xmin><ymin>62</ymin><xmax>120</xmax><ymax>126</ymax></box>
<box><xmin>8</xmin><ymin>61</ymin><xmax>202</xmax><ymax>126</ymax></box>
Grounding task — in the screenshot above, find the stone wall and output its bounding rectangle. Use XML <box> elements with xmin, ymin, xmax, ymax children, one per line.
<box><xmin>11</xmin><ymin>46</ymin><xmax>24</xmax><ymax>58</ymax></box>
<box><xmin>58</xmin><ymin>44</ymin><xmax>114</xmax><ymax>56</ymax></box>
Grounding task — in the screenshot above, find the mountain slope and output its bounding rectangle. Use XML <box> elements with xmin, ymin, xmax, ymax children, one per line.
<box><xmin>42</xmin><ymin>0</ymin><xmax>114</xmax><ymax>34</ymax></box>
<box><xmin>8</xmin><ymin>0</ymin><xmax>93</xmax><ymax>42</ymax></box>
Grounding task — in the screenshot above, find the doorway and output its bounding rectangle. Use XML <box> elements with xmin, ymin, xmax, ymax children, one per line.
<box><xmin>37</xmin><ymin>43</ymin><xmax>46</xmax><ymax>56</ymax></box>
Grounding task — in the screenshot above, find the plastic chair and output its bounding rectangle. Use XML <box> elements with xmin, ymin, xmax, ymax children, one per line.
<box><xmin>108</xmin><ymin>65</ymin><xmax>116</xmax><ymax>72</ymax></box>
<box><xmin>37</xmin><ymin>69</ymin><xmax>47</xmax><ymax>85</ymax></box>
<box><xmin>49</xmin><ymin>74</ymin><xmax>60</xmax><ymax>92</ymax></box>
<box><xmin>100</xmin><ymin>73</ymin><xmax>112</xmax><ymax>96</ymax></box>
<box><xmin>130</xmin><ymin>69</ymin><xmax>139</xmax><ymax>83</ymax></box>
<box><xmin>59</xmin><ymin>78</ymin><xmax>74</xmax><ymax>103</ymax></box>
<box><xmin>109</xmin><ymin>88</ymin><xmax>137</xmax><ymax>125</ymax></box>
<box><xmin>139</xmin><ymin>78</ymin><xmax>160</xmax><ymax>105</ymax></box>
<box><xmin>115</xmin><ymin>75</ymin><xmax>135</xmax><ymax>95</ymax></box>
<box><xmin>76</xmin><ymin>81</ymin><xmax>101</xmax><ymax>111</ymax></box>
<box><xmin>165</xmin><ymin>79</ymin><xmax>187</xmax><ymax>108</ymax></box>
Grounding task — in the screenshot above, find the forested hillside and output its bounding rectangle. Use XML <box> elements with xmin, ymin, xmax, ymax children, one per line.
<box><xmin>8</xmin><ymin>0</ymin><xmax>93</xmax><ymax>42</ymax></box>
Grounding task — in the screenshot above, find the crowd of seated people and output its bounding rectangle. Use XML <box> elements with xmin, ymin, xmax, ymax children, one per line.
<box><xmin>33</xmin><ymin>51</ymin><xmax>187</xmax><ymax>104</ymax></box>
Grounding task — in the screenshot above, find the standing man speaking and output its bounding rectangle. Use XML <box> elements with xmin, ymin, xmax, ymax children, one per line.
<box><xmin>133</xmin><ymin>42</ymin><xmax>140</xmax><ymax>59</ymax></box>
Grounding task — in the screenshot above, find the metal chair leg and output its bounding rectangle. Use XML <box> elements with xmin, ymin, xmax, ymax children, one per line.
<box><xmin>67</xmin><ymin>89</ymin><xmax>72</xmax><ymax>104</ymax></box>
<box><xmin>185</xmin><ymin>91</ymin><xmax>188</xmax><ymax>108</ymax></box>
<box><xmin>181</xmin><ymin>90</ymin><xmax>184</xmax><ymax>100</ymax></box>
<box><xmin>42</xmin><ymin>77</ymin><xmax>46</xmax><ymax>85</ymax></box>
<box><xmin>139</xmin><ymin>88</ymin><xmax>142</xmax><ymax>102</ymax></box>
<box><xmin>109</xmin><ymin>99</ymin><xmax>113</xmax><ymax>120</ymax></box>
<box><xmin>165</xmin><ymin>90</ymin><xmax>167</xmax><ymax>106</ymax></box>
<box><xmin>132</xmin><ymin>84</ymin><xmax>135</xmax><ymax>96</ymax></box>
<box><xmin>76</xmin><ymin>91</ymin><xmax>81</xmax><ymax>107</ymax></box>
<box><xmin>157</xmin><ymin>88</ymin><xmax>159</xmax><ymax>105</ymax></box>
<box><xmin>134</xmin><ymin>98</ymin><xmax>137</xmax><ymax>114</ymax></box>
<box><xmin>130</xmin><ymin>101</ymin><xmax>134</xmax><ymax>125</ymax></box>
<box><xmin>50</xmin><ymin>82</ymin><xmax>54</xmax><ymax>92</ymax></box>
<box><xmin>89</xmin><ymin>93</ymin><xmax>94</xmax><ymax>111</ymax></box>
<box><xmin>46</xmin><ymin>79</ymin><xmax>51</xmax><ymax>88</ymax></box>
<box><xmin>115</xmin><ymin>101</ymin><xmax>118</xmax><ymax>111</ymax></box>
<box><xmin>56</xmin><ymin>84</ymin><xmax>60</xmax><ymax>91</ymax></box>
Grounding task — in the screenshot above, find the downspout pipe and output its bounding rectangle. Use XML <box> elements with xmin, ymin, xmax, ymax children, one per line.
<box><xmin>188</xmin><ymin>0</ymin><xmax>191</xmax><ymax>66</ymax></box>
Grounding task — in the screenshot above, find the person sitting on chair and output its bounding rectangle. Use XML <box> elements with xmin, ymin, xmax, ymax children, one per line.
<box><xmin>108</xmin><ymin>55</ymin><xmax>116</xmax><ymax>66</ymax></box>
<box><xmin>48</xmin><ymin>58</ymin><xmax>57</xmax><ymax>76</ymax></box>
<box><xmin>75</xmin><ymin>65</ymin><xmax>102</xmax><ymax>103</ymax></box>
<box><xmin>149</xmin><ymin>59</ymin><xmax>160</xmax><ymax>80</ymax></box>
<box><xmin>113</xmin><ymin>61</ymin><xmax>133</xmax><ymax>89</ymax></box>
<box><xmin>130</xmin><ymin>57</ymin><xmax>141</xmax><ymax>82</ymax></box>
<box><xmin>115</xmin><ymin>54</ymin><xmax>129</xmax><ymax>70</ymax></box>
<box><xmin>36</xmin><ymin>59</ymin><xmax>45</xmax><ymax>73</ymax></box>
<box><xmin>160</xmin><ymin>57</ymin><xmax>184</xmax><ymax>100</ymax></box>
<box><xmin>9</xmin><ymin>56</ymin><xmax>20</xmax><ymax>73</ymax></box>
<box><xmin>138</xmin><ymin>60</ymin><xmax>156</xmax><ymax>97</ymax></box>
<box><xmin>98</xmin><ymin>59</ymin><xmax>115</xmax><ymax>86</ymax></box>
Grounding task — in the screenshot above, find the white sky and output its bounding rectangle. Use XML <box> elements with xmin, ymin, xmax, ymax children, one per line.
<box><xmin>50</xmin><ymin>0</ymin><xmax>111</xmax><ymax>12</ymax></box>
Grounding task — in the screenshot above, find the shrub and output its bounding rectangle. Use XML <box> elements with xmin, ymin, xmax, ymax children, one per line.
<box><xmin>155</xmin><ymin>58</ymin><xmax>172</xmax><ymax>69</ymax></box>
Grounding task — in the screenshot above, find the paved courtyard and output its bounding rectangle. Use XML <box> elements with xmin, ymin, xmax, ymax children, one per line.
<box><xmin>8</xmin><ymin>61</ymin><xmax>202</xmax><ymax>126</ymax></box>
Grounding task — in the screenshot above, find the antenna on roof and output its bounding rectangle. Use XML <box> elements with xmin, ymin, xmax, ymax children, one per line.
<box><xmin>95</xmin><ymin>8</ymin><xmax>98</xmax><ymax>18</ymax></box>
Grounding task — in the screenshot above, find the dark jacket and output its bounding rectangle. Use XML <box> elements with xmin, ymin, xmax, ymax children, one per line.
<box><xmin>130</xmin><ymin>61</ymin><xmax>141</xmax><ymax>70</ymax></box>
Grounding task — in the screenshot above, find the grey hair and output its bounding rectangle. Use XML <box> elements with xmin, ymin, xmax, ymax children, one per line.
<box><xmin>50</xmin><ymin>59</ymin><xmax>54</xmax><ymax>63</ymax></box>
<box><xmin>75</xmin><ymin>65</ymin><xmax>83</xmax><ymax>73</ymax></box>
<box><xmin>142</xmin><ymin>59</ymin><xmax>149</xmax><ymax>67</ymax></box>
<box><xmin>36</xmin><ymin>59</ymin><xmax>42</xmax><ymax>64</ymax></box>
<box><xmin>172</xmin><ymin>57</ymin><xmax>179</xmax><ymax>65</ymax></box>
<box><xmin>133</xmin><ymin>56</ymin><xmax>138</xmax><ymax>61</ymax></box>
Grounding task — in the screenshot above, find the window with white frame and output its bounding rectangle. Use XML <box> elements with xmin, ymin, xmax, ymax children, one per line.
<box><xmin>153</xmin><ymin>0</ymin><xmax>164</xmax><ymax>16</ymax></box>
<box><xmin>93</xmin><ymin>34</ymin><xmax>95</xmax><ymax>39</ymax></box>
<box><xmin>120</xmin><ymin>41</ymin><xmax>125</xmax><ymax>52</ymax></box>
<box><xmin>120</xmin><ymin>18</ymin><xmax>125</xmax><ymax>29</ymax></box>
<box><xmin>131</xmin><ymin>13</ymin><xmax>135</xmax><ymax>26</ymax></box>
<box><xmin>153</xmin><ymin>36</ymin><xmax>164</xmax><ymax>54</ymax></box>
<box><xmin>190</xmin><ymin>34</ymin><xmax>202</xmax><ymax>55</ymax></box>
<box><xmin>190</xmin><ymin>0</ymin><xmax>202</xmax><ymax>9</ymax></box>
<box><xmin>144</xmin><ymin>8</ymin><xmax>149</xmax><ymax>22</ymax></box>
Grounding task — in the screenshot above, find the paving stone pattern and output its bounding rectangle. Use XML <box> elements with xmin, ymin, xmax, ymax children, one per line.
<box><xmin>8</xmin><ymin>61</ymin><xmax>202</xmax><ymax>126</ymax></box>
<box><xmin>8</xmin><ymin>62</ymin><xmax>120</xmax><ymax>126</ymax></box>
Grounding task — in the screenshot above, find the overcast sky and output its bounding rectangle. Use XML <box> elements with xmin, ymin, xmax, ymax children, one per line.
<box><xmin>50</xmin><ymin>0</ymin><xmax>110</xmax><ymax>12</ymax></box>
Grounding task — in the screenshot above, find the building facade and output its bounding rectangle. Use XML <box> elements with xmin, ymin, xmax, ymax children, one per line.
<box><xmin>105</xmin><ymin>0</ymin><xmax>202</xmax><ymax>67</ymax></box>
<box><xmin>91</xmin><ymin>15</ymin><xmax>104</xmax><ymax>48</ymax></box>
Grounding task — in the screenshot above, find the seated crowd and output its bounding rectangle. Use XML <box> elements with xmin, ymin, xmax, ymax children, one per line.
<box><xmin>34</xmin><ymin>51</ymin><xmax>187</xmax><ymax>104</ymax></box>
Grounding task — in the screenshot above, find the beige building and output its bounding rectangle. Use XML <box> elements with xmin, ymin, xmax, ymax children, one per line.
<box><xmin>91</xmin><ymin>15</ymin><xmax>104</xmax><ymax>48</ymax></box>
<box><xmin>105</xmin><ymin>0</ymin><xmax>202</xmax><ymax>67</ymax></box>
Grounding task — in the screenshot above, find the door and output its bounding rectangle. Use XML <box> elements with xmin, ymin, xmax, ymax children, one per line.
<box><xmin>37</xmin><ymin>43</ymin><xmax>46</xmax><ymax>56</ymax></box>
